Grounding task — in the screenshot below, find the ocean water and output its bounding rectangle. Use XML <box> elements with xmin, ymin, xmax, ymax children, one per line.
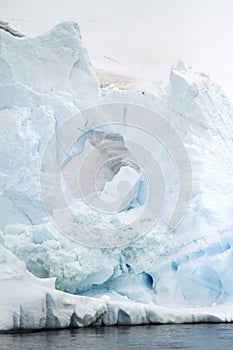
<box><xmin>1</xmin><ymin>324</ymin><xmax>233</xmax><ymax>350</ymax></box>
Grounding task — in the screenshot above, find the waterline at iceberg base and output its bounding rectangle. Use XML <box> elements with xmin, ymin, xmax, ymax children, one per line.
<box><xmin>1</xmin><ymin>22</ymin><xmax>233</xmax><ymax>331</ymax></box>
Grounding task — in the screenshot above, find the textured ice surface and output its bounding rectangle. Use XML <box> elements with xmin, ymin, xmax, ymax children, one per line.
<box><xmin>0</xmin><ymin>238</ymin><xmax>232</xmax><ymax>332</ymax></box>
<box><xmin>1</xmin><ymin>22</ymin><xmax>233</xmax><ymax>330</ymax></box>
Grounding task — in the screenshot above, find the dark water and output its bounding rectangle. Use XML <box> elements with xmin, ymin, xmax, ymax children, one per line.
<box><xmin>1</xmin><ymin>324</ymin><xmax>233</xmax><ymax>350</ymax></box>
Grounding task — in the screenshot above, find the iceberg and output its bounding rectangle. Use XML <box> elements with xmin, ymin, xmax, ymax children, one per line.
<box><xmin>1</xmin><ymin>21</ymin><xmax>233</xmax><ymax>331</ymax></box>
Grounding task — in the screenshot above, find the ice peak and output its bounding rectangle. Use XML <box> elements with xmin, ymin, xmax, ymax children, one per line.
<box><xmin>47</xmin><ymin>21</ymin><xmax>82</xmax><ymax>40</ymax></box>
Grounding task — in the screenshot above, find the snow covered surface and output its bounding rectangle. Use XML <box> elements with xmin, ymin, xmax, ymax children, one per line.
<box><xmin>1</xmin><ymin>22</ymin><xmax>233</xmax><ymax>331</ymax></box>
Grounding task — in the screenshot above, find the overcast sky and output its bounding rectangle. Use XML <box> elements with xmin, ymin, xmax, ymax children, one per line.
<box><xmin>1</xmin><ymin>0</ymin><xmax>233</xmax><ymax>101</ymax></box>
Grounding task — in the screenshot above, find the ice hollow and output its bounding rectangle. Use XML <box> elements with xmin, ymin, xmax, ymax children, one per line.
<box><xmin>62</xmin><ymin>130</ymin><xmax>142</xmax><ymax>211</ymax></box>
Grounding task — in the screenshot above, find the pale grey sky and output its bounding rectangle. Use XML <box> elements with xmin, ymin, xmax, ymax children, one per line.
<box><xmin>1</xmin><ymin>0</ymin><xmax>233</xmax><ymax>101</ymax></box>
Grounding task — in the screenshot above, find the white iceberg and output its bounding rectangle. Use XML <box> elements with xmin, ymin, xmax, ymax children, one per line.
<box><xmin>1</xmin><ymin>22</ymin><xmax>233</xmax><ymax>331</ymax></box>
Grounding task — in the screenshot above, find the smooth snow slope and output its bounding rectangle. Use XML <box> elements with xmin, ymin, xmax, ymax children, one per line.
<box><xmin>1</xmin><ymin>22</ymin><xmax>233</xmax><ymax>331</ymax></box>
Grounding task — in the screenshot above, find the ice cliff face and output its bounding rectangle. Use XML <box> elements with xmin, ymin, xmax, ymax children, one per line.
<box><xmin>0</xmin><ymin>22</ymin><xmax>100</xmax><ymax>228</ymax></box>
<box><xmin>1</xmin><ymin>22</ymin><xmax>233</xmax><ymax>330</ymax></box>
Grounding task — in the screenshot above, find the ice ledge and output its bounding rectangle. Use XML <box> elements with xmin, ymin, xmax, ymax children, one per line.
<box><xmin>0</xmin><ymin>242</ymin><xmax>229</xmax><ymax>331</ymax></box>
<box><xmin>0</xmin><ymin>278</ymin><xmax>231</xmax><ymax>332</ymax></box>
